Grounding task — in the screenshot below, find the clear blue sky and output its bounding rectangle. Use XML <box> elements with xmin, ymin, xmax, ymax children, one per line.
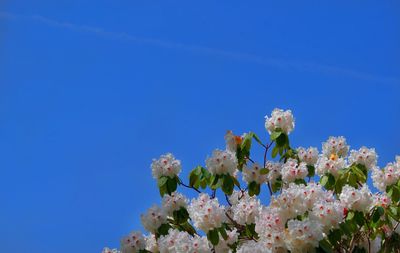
<box><xmin>0</xmin><ymin>1</ymin><xmax>399</xmax><ymax>252</ymax></box>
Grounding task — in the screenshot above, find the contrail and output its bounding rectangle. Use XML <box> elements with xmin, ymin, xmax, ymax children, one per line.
<box><xmin>1</xmin><ymin>11</ymin><xmax>399</xmax><ymax>84</ymax></box>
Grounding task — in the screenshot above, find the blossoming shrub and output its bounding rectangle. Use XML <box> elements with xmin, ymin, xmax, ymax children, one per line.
<box><xmin>103</xmin><ymin>108</ymin><xmax>400</xmax><ymax>253</ymax></box>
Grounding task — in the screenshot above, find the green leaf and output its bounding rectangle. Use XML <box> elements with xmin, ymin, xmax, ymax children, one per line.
<box><xmin>245</xmin><ymin>224</ymin><xmax>258</xmax><ymax>238</ymax></box>
<box><xmin>232</xmin><ymin>176</ymin><xmax>241</xmax><ymax>188</ymax></box>
<box><xmin>157</xmin><ymin>223</ymin><xmax>171</xmax><ymax>236</ymax></box>
<box><xmin>166</xmin><ymin>177</ymin><xmax>178</xmax><ymax>194</ymax></box>
<box><xmin>260</xmin><ymin>168</ymin><xmax>269</xmax><ymax>175</ymax></box>
<box><xmin>353</xmin><ymin>211</ymin><xmax>365</xmax><ymax>226</ymax></box>
<box><xmin>159</xmin><ymin>183</ymin><xmax>167</xmax><ymax>196</ymax></box>
<box><xmin>347</xmin><ymin>172</ymin><xmax>358</xmax><ymax>188</ymax></box>
<box><xmin>158</xmin><ymin>176</ymin><xmax>168</xmax><ymax>188</ymax></box>
<box><xmin>318</xmin><ymin>239</ymin><xmax>333</xmax><ymax>253</ymax></box>
<box><xmin>173</xmin><ymin>207</ymin><xmax>190</xmax><ymax>224</ymax></box>
<box><xmin>207</xmin><ymin>229</ymin><xmax>219</xmax><ymax>246</ymax></box>
<box><xmin>218</xmin><ymin>227</ymin><xmax>228</xmax><ymax>240</ymax></box>
<box><xmin>211</xmin><ymin>175</ymin><xmax>220</xmax><ymax>186</ymax></box>
<box><xmin>189</xmin><ymin>173</ymin><xmax>199</xmax><ymax>188</ymax></box>
<box><xmin>271</xmin><ymin>178</ymin><xmax>282</xmax><ymax>193</ymax></box>
<box><xmin>248</xmin><ymin>181</ymin><xmax>260</xmax><ymax>196</ymax></box>
<box><xmin>339</xmin><ymin>222</ymin><xmax>352</xmax><ymax>236</ymax></box>
<box><xmin>180</xmin><ymin>221</ymin><xmax>196</xmax><ymax>235</ymax></box>
<box><xmin>272</xmin><ymin>146</ymin><xmax>279</xmax><ymax>158</ymax></box>
<box><xmin>275</xmin><ymin>133</ymin><xmax>287</xmax><ymax>147</ymax></box>
<box><xmin>321</xmin><ymin>174</ymin><xmax>335</xmax><ymax>190</ymax></box>
<box><xmin>200</xmin><ymin>179</ymin><xmax>207</xmax><ymax>189</ymax></box>
<box><xmin>294</xmin><ymin>179</ymin><xmax>306</xmax><ymax>185</ymax></box>
<box><xmin>392</xmin><ymin>185</ymin><xmax>400</xmax><ymax>202</ymax></box>
<box><xmin>222</xmin><ymin>175</ymin><xmax>234</xmax><ymax>195</ymax></box>
<box><xmin>320</xmin><ymin>175</ymin><xmax>329</xmax><ymax>187</ymax></box>
<box><xmin>372</xmin><ymin>206</ymin><xmax>384</xmax><ymax>223</ymax></box>
<box><xmin>307</xmin><ymin>165</ymin><xmax>315</xmax><ymax>177</ymax></box>
<box><xmin>270</xmin><ymin>131</ymin><xmax>282</xmax><ymax>141</ymax></box>
<box><xmin>327</xmin><ymin>229</ymin><xmax>342</xmax><ymax>246</ymax></box>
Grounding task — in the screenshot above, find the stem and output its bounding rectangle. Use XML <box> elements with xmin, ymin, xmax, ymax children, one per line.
<box><xmin>394</xmin><ymin>221</ymin><xmax>400</xmax><ymax>231</ymax></box>
<box><xmin>211</xmin><ymin>189</ymin><xmax>216</xmax><ymax>199</ymax></box>
<box><xmin>267</xmin><ymin>181</ymin><xmax>273</xmax><ymax>195</ymax></box>
<box><xmin>178</xmin><ymin>179</ymin><xmax>201</xmax><ymax>193</ymax></box>
<box><xmin>225</xmin><ymin>194</ymin><xmax>232</xmax><ymax>206</ymax></box>
<box><xmin>263</xmin><ymin>141</ymin><xmax>274</xmax><ymax>196</ymax></box>
<box><xmin>246</xmin><ymin>156</ymin><xmax>255</xmax><ymax>164</ymax></box>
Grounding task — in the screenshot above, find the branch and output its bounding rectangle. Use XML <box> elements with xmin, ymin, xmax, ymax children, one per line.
<box><xmin>178</xmin><ymin>179</ymin><xmax>201</xmax><ymax>193</ymax></box>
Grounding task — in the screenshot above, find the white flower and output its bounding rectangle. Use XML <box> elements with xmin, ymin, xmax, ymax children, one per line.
<box><xmin>161</xmin><ymin>192</ymin><xmax>188</xmax><ymax>216</ymax></box>
<box><xmin>372</xmin><ymin>159</ymin><xmax>400</xmax><ymax>191</ymax></box>
<box><xmin>188</xmin><ymin>193</ymin><xmax>226</xmax><ymax>232</ymax></box>
<box><xmin>372</xmin><ymin>193</ymin><xmax>391</xmax><ymax>208</ymax></box>
<box><xmin>265</xmin><ymin>161</ymin><xmax>282</xmax><ymax>184</ymax></box>
<box><xmin>242</xmin><ymin>163</ymin><xmax>267</xmax><ymax>185</ymax></box>
<box><xmin>270</xmin><ymin>183</ymin><xmax>334</xmax><ymax>222</ymax></box>
<box><xmin>140</xmin><ymin>205</ymin><xmax>167</xmax><ymax>233</ymax></box>
<box><xmin>285</xmin><ymin>219</ymin><xmax>324</xmax><ymax>253</ymax></box>
<box><xmin>281</xmin><ymin>158</ymin><xmax>308</xmax><ymax>183</ymax></box>
<box><xmin>349</xmin><ymin>146</ymin><xmax>378</xmax><ymax>170</ymax></box>
<box><xmin>310</xmin><ymin>200</ymin><xmax>344</xmax><ymax>232</ymax></box>
<box><xmin>371</xmin><ymin>168</ymin><xmax>386</xmax><ymax>192</ymax></box>
<box><xmin>315</xmin><ymin>156</ymin><xmax>347</xmax><ymax>178</ymax></box>
<box><xmin>297</xmin><ymin>147</ymin><xmax>319</xmax><ymax>166</ymax></box>
<box><xmin>206</xmin><ymin>149</ymin><xmax>238</xmax><ymax>176</ymax></box>
<box><xmin>214</xmin><ymin>228</ymin><xmax>239</xmax><ymax>253</ymax></box>
<box><xmin>120</xmin><ymin>231</ymin><xmax>146</xmax><ymax>253</ymax></box>
<box><xmin>225</xmin><ymin>130</ymin><xmax>238</xmax><ymax>153</ymax></box>
<box><xmin>102</xmin><ymin>248</ymin><xmax>120</xmax><ymax>253</ymax></box>
<box><xmin>255</xmin><ymin>207</ymin><xmax>286</xmax><ymax>252</ymax></box>
<box><xmin>158</xmin><ymin>229</ymin><xmax>211</xmax><ymax>253</ymax></box>
<box><xmin>145</xmin><ymin>234</ymin><xmax>158</xmax><ymax>253</ymax></box>
<box><xmin>236</xmin><ymin>241</ymin><xmax>272</xmax><ymax>253</ymax></box>
<box><xmin>322</xmin><ymin>136</ymin><xmax>349</xmax><ymax>158</ymax></box>
<box><xmin>265</xmin><ymin>108</ymin><xmax>295</xmax><ymax>135</ymax></box>
<box><xmin>151</xmin><ymin>153</ymin><xmax>181</xmax><ymax>179</ymax></box>
<box><xmin>339</xmin><ymin>185</ymin><xmax>373</xmax><ymax>212</ymax></box>
<box><xmin>230</xmin><ymin>193</ymin><xmax>261</xmax><ymax>225</ymax></box>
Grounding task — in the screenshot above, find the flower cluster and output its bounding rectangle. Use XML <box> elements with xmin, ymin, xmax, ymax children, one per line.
<box><xmin>104</xmin><ymin>108</ymin><xmax>400</xmax><ymax>253</ymax></box>
<box><xmin>322</xmin><ymin>136</ymin><xmax>349</xmax><ymax>158</ymax></box>
<box><xmin>120</xmin><ymin>231</ymin><xmax>146</xmax><ymax>253</ymax></box>
<box><xmin>372</xmin><ymin>158</ymin><xmax>400</xmax><ymax>191</ymax></box>
<box><xmin>151</xmin><ymin>153</ymin><xmax>181</xmax><ymax>179</ymax></box>
<box><xmin>339</xmin><ymin>185</ymin><xmax>373</xmax><ymax>212</ymax></box>
<box><xmin>297</xmin><ymin>146</ymin><xmax>318</xmax><ymax>166</ymax></box>
<box><xmin>265</xmin><ymin>108</ymin><xmax>295</xmax><ymax>134</ymax></box>
<box><xmin>140</xmin><ymin>205</ymin><xmax>167</xmax><ymax>233</ymax></box>
<box><xmin>349</xmin><ymin>146</ymin><xmax>378</xmax><ymax>170</ymax></box>
<box><xmin>214</xmin><ymin>228</ymin><xmax>239</xmax><ymax>253</ymax></box>
<box><xmin>316</xmin><ymin>155</ymin><xmax>347</xmax><ymax>178</ymax></box>
<box><xmin>229</xmin><ymin>191</ymin><xmax>261</xmax><ymax>225</ymax></box>
<box><xmin>206</xmin><ymin>149</ymin><xmax>238</xmax><ymax>176</ymax></box>
<box><xmin>158</xmin><ymin>229</ymin><xmax>211</xmax><ymax>253</ymax></box>
<box><xmin>281</xmin><ymin>158</ymin><xmax>308</xmax><ymax>183</ymax></box>
<box><xmin>187</xmin><ymin>193</ymin><xmax>226</xmax><ymax>232</ymax></box>
<box><xmin>265</xmin><ymin>161</ymin><xmax>282</xmax><ymax>184</ymax></box>
<box><xmin>161</xmin><ymin>192</ymin><xmax>188</xmax><ymax>216</ymax></box>
<box><xmin>242</xmin><ymin>163</ymin><xmax>267</xmax><ymax>185</ymax></box>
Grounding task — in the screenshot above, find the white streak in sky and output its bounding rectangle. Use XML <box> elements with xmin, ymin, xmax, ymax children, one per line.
<box><xmin>1</xmin><ymin>11</ymin><xmax>399</xmax><ymax>84</ymax></box>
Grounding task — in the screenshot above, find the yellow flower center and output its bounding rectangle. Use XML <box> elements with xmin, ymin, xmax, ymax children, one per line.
<box><xmin>330</xmin><ymin>153</ymin><xmax>338</xmax><ymax>161</ymax></box>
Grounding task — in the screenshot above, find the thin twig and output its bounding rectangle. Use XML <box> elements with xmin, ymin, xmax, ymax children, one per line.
<box><xmin>179</xmin><ymin>180</ymin><xmax>201</xmax><ymax>193</ymax></box>
<box><xmin>211</xmin><ymin>189</ymin><xmax>216</xmax><ymax>199</ymax></box>
<box><xmin>225</xmin><ymin>194</ymin><xmax>232</xmax><ymax>206</ymax></box>
<box><xmin>246</xmin><ymin>156</ymin><xmax>255</xmax><ymax>164</ymax></box>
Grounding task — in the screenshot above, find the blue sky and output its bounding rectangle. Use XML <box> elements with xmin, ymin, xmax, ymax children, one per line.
<box><xmin>0</xmin><ymin>1</ymin><xmax>399</xmax><ymax>252</ymax></box>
